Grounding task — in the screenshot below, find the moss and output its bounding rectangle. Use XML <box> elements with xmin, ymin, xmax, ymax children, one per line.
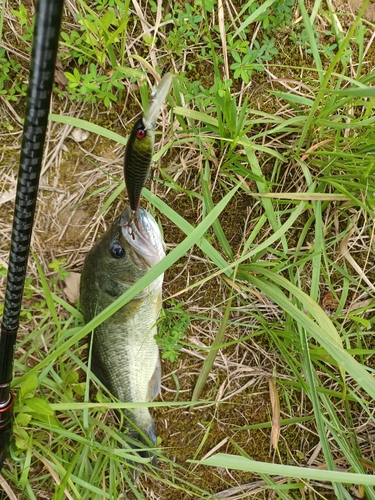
<box><xmin>2</xmin><ymin>2</ymin><xmax>375</xmax><ymax>497</ymax></box>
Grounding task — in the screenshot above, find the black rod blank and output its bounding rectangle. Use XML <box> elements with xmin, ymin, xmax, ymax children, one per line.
<box><xmin>0</xmin><ymin>0</ymin><xmax>65</xmax><ymax>469</ymax></box>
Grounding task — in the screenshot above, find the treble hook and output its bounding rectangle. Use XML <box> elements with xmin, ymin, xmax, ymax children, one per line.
<box><xmin>125</xmin><ymin>210</ymin><xmax>139</xmax><ymax>240</ymax></box>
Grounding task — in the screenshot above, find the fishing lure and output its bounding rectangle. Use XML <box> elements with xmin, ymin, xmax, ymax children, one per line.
<box><xmin>124</xmin><ymin>73</ymin><xmax>172</xmax><ymax>217</ymax></box>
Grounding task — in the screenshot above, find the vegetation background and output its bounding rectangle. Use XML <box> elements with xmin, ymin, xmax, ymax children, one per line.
<box><xmin>0</xmin><ymin>0</ymin><xmax>375</xmax><ymax>498</ymax></box>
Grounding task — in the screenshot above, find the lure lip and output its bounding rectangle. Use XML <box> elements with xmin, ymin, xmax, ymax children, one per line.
<box><xmin>142</xmin><ymin>73</ymin><xmax>173</xmax><ymax>130</ymax></box>
<box><xmin>119</xmin><ymin>207</ymin><xmax>165</xmax><ymax>269</ymax></box>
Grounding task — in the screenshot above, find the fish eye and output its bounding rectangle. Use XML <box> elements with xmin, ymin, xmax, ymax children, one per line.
<box><xmin>136</xmin><ymin>126</ymin><xmax>147</xmax><ymax>139</ymax></box>
<box><xmin>110</xmin><ymin>241</ymin><xmax>125</xmax><ymax>258</ymax></box>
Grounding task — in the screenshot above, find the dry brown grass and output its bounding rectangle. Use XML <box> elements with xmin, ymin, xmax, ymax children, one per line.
<box><xmin>1</xmin><ymin>0</ymin><xmax>375</xmax><ymax>499</ymax></box>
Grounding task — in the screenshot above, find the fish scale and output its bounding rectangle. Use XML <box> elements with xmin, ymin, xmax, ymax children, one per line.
<box><xmin>92</xmin><ymin>291</ymin><xmax>162</xmax><ymax>403</ymax></box>
<box><xmin>80</xmin><ymin>207</ymin><xmax>165</xmax><ymax>463</ymax></box>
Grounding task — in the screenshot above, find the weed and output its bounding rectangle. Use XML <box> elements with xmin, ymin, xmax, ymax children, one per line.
<box><xmin>2</xmin><ymin>0</ymin><xmax>375</xmax><ymax>498</ymax></box>
<box><xmin>165</xmin><ymin>3</ymin><xmax>206</xmax><ymax>59</ymax></box>
<box><xmin>11</xmin><ymin>3</ymin><xmax>34</xmax><ymax>43</ymax></box>
<box><xmin>60</xmin><ymin>29</ymin><xmax>91</xmax><ymax>66</ymax></box>
<box><xmin>64</xmin><ymin>63</ymin><xmax>125</xmax><ymax>107</ymax></box>
<box><xmin>0</xmin><ymin>49</ymin><xmax>27</xmax><ymax>101</ymax></box>
<box><xmin>229</xmin><ymin>39</ymin><xmax>272</xmax><ymax>83</ymax></box>
<box><xmin>155</xmin><ymin>301</ymin><xmax>190</xmax><ymax>362</ymax></box>
<box><xmin>48</xmin><ymin>258</ymin><xmax>70</xmax><ymax>285</ymax></box>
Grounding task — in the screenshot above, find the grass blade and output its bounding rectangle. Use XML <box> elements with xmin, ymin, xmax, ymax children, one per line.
<box><xmin>191</xmin><ymin>454</ymin><xmax>375</xmax><ymax>485</ymax></box>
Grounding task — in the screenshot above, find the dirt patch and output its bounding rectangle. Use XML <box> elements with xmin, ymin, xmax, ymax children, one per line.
<box><xmin>332</xmin><ymin>0</ymin><xmax>375</xmax><ymax>21</ymax></box>
<box><xmin>1</xmin><ymin>1</ymin><xmax>375</xmax><ymax>498</ymax></box>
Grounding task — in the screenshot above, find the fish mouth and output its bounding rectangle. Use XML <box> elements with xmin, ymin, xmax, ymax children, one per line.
<box><xmin>119</xmin><ymin>206</ymin><xmax>164</xmax><ymax>268</ymax></box>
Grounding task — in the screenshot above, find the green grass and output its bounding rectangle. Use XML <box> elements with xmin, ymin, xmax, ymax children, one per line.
<box><xmin>1</xmin><ymin>0</ymin><xmax>375</xmax><ymax>498</ymax></box>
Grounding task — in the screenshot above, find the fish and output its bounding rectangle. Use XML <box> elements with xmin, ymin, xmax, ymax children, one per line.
<box><xmin>124</xmin><ymin>73</ymin><xmax>172</xmax><ymax>212</ymax></box>
<box><xmin>80</xmin><ymin>206</ymin><xmax>165</xmax><ymax>464</ymax></box>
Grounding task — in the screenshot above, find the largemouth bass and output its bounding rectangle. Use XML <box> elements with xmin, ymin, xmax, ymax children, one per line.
<box><xmin>80</xmin><ymin>206</ymin><xmax>165</xmax><ymax>463</ymax></box>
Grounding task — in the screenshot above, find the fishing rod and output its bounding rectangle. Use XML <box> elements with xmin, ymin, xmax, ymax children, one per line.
<box><xmin>0</xmin><ymin>0</ymin><xmax>64</xmax><ymax>470</ymax></box>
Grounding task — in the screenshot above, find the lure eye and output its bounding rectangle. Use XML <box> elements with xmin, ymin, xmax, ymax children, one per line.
<box><xmin>136</xmin><ymin>127</ymin><xmax>147</xmax><ymax>139</ymax></box>
<box><xmin>110</xmin><ymin>241</ymin><xmax>125</xmax><ymax>258</ymax></box>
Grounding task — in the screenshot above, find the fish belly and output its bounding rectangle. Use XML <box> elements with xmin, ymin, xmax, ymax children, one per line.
<box><xmin>91</xmin><ymin>288</ymin><xmax>162</xmax><ymax>450</ymax></box>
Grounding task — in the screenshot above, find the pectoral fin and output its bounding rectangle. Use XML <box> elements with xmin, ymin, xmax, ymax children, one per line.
<box><xmin>149</xmin><ymin>356</ymin><xmax>161</xmax><ymax>400</ymax></box>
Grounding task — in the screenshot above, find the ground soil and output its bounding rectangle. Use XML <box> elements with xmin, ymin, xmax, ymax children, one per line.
<box><xmin>1</xmin><ymin>1</ymin><xmax>375</xmax><ymax>499</ymax></box>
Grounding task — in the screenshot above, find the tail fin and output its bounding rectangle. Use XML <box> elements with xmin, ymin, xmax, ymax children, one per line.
<box><xmin>123</xmin><ymin>410</ymin><xmax>158</xmax><ymax>466</ymax></box>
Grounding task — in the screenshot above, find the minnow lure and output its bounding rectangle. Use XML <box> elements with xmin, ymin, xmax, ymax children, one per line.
<box><xmin>124</xmin><ymin>73</ymin><xmax>172</xmax><ymax>214</ymax></box>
